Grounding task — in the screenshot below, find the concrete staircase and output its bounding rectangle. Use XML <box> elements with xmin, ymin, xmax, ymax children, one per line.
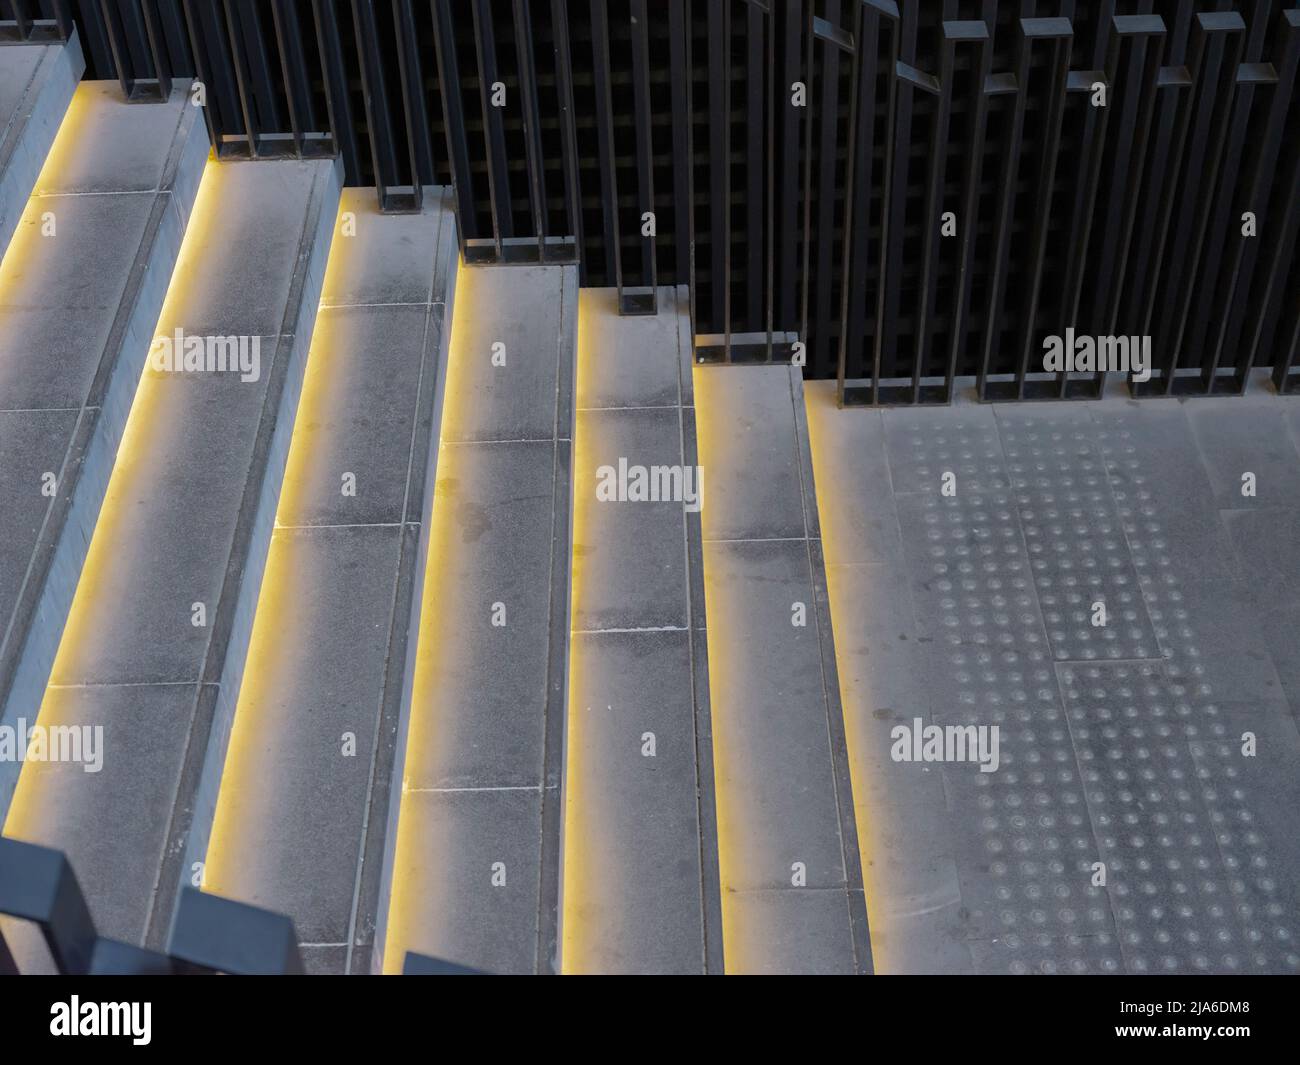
<box><xmin>0</xmin><ymin>48</ymin><xmax>882</xmax><ymax>978</ymax></box>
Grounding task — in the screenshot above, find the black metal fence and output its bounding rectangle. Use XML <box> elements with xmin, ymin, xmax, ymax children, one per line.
<box><xmin>8</xmin><ymin>1</ymin><xmax>1300</xmax><ymax>400</ymax></box>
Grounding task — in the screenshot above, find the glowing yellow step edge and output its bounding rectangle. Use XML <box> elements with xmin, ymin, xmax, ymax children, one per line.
<box><xmin>557</xmin><ymin>291</ymin><xmax>594</xmax><ymax>974</ymax></box>
<box><xmin>199</xmin><ymin>201</ymin><xmax>350</xmax><ymax>898</ymax></box>
<box><xmin>2</xmin><ymin>152</ymin><xmax>218</xmax><ymax>842</ymax></box>
<box><xmin>379</xmin><ymin>256</ymin><xmax>474</xmax><ymax>974</ymax></box>
<box><xmin>689</xmin><ymin>365</ymin><xmax>747</xmax><ymax>973</ymax></box>
<box><xmin>691</xmin><ymin>370</ymin><xmax>876</xmax><ymax>973</ymax></box>
<box><xmin>801</xmin><ymin>381</ymin><xmax>880</xmax><ymax>971</ymax></box>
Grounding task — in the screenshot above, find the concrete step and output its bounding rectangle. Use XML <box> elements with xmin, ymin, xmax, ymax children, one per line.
<box><xmin>693</xmin><ymin>364</ymin><xmax>870</xmax><ymax>974</ymax></box>
<box><xmin>2</xmin><ymin>154</ymin><xmax>341</xmax><ymax>960</ymax></box>
<box><xmin>801</xmin><ymin>381</ymin><xmax>973</xmax><ymax>975</ymax></box>
<box><xmin>0</xmin><ymin>80</ymin><xmax>206</xmax><ymax>817</ymax></box>
<box><xmin>378</xmin><ymin>260</ymin><xmax>577</xmax><ymax>974</ymax></box>
<box><xmin>198</xmin><ymin>187</ymin><xmax>459</xmax><ymax>975</ymax></box>
<box><xmin>561</xmin><ymin>286</ymin><xmax>721</xmax><ymax>974</ymax></box>
<box><xmin>0</xmin><ymin>33</ymin><xmax>82</xmax><ymax>257</ymax></box>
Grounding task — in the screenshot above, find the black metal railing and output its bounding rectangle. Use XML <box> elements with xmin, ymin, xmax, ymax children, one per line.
<box><xmin>10</xmin><ymin>1</ymin><xmax>1300</xmax><ymax>400</ymax></box>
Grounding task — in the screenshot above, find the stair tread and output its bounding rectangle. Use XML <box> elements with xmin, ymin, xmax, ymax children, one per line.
<box><xmin>380</xmin><ymin>262</ymin><xmax>576</xmax><ymax>975</ymax></box>
<box><xmin>0</xmin><ymin>80</ymin><xmax>205</xmax><ymax>818</ymax></box>
<box><xmin>3</xmin><ymin>157</ymin><xmax>340</xmax><ymax>951</ymax></box>
<box><xmin>696</xmin><ymin>364</ymin><xmax>868</xmax><ymax>975</ymax></box>
<box><xmin>200</xmin><ymin>189</ymin><xmax>457</xmax><ymax>972</ymax></box>
<box><xmin>562</xmin><ymin>286</ymin><xmax>716</xmax><ymax>974</ymax></box>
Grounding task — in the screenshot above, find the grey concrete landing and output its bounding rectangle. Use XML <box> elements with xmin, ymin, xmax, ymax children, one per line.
<box><xmin>805</xmin><ymin>382</ymin><xmax>1300</xmax><ymax>975</ymax></box>
<box><xmin>0</xmin><ymin>33</ymin><xmax>82</xmax><ymax>257</ymax></box>
<box><xmin>561</xmin><ymin>286</ymin><xmax>720</xmax><ymax>975</ymax></box>
<box><xmin>3</xmin><ymin>156</ymin><xmax>341</xmax><ymax>957</ymax></box>
<box><xmin>197</xmin><ymin>187</ymin><xmax>458</xmax><ymax>976</ymax></box>
<box><xmin>695</xmin><ymin>365</ymin><xmax>869</xmax><ymax>975</ymax></box>
<box><xmin>379</xmin><ymin>261</ymin><xmax>576</xmax><ymax>975</ymax></box>
<box><xmin>0</xmin><ymin>81</ymin><xmax>206</xmax><ymax>818</ymax></box>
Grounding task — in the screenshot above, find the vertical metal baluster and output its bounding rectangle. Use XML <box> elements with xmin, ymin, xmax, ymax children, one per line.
<box><xmin>350</xmin><ymin>0</ymin><xmax>400</xmax><ymax>206</ymax></box>
<box><xmin>979</xmin><ymin>18</ymin><xmax>1042</xmax><ymax>400</ymax></box>
<box><xmin>1257</xmin><ymin>164</ymin><xmax>1300</xmax><ymax>389</ymax></box>
<box><xmin>1166</xmin><ymin>17</ymin><xmax>1246</xmax><ymax>391</ymax></box>
<box><xmin>722</xmin><ymin>0</ymin><xmax>731</xmax><ymax>356</ymax></box>
<box><xmin>135</xmin><ymin>0</ymin><xmax>171</xmax><ymax>99</ymax></box>
<box><xmin>76</xmin><ymin>0</ymin><xmax>116</xmax><ymax>76</ymax></box>
<box><xmin>841</xmin><ymin>1</ymin><xmax>898</xmax><ymax>401</ymax></box>
<box><xmin>778</xmin><ymin>0</ymin><xmax>801</xmax><ymax>341</ymax></box>
<box><xmin>1103</xmin><ymin>23</ymin><xmax>1167</xmax><ymax>338</ymax></box>
<box><xmin>153</xmin><ymin>0</ymin><xmax>193</xmax><ymax>74</ymax></box>
<box><xmin>1149</xmin><ymin>13</ymin><xmax>1243</xmax><ymax>393</ymax></box>
<box><xmin>432</xmin><ymin>0</ymin><xmax>477</xmax><ymax>256</ymax></box>
<box><xmin>1223</xmin><ymin>9</ymin><xmax>1300</xmax><ymax>392</ymax></box>
<box><xmin>473</xmin><ymin>0</ymin><xmax>512</xmax><ymax>254</ymax></box>
<box><xmin>668</xmin><ymin>0</ymin><xmax>691</xmax><ymax>295</ymax></box>
<box><xmin>706</xmin><ymin>1</ymin><xmax>725</xmax><ymax>335</ymax></box>
<box><xmin>629</xmin><ymin>0</ymin><xmax>657</xmax><ymax>310</ymax></box>
<box><xmin>99</xmin><ymin>0</ymin><xmax>134</xmax><ymax>99</ymax></box>
<box><xmin>9</xmin><ymin>0</ymin><xmax>31</xmax><ymax>39</ymax></box>
<box><xmin>1014</xmin><ymin>30</ymin><xmax>1070</xmax><ymax>400</ymax></box>
<box><xmin>1185</xmin><ymin>57</ymin><xmax>1265</xmax><ymax>390</ymax></box>
<box><xmin>234</xmin><ymin>2</ymin><xmax>283</xmax><ymax>132</ymax></box>
<box><xmin>391</xmin><ymin>0</ymin><xmax>427</xmax><ymax>209</ymax></box>
<box><xmin>1084</xmin><ymin>16</ymin><xmax>1167</xmax><ymax>397</ymax></box>
<box><xmin>1055</xmin><ymin>20</ymin><xmax>1121</xmax><ymax>397</ymax></box>
<box><xmin>798</xmin><ymin>1</ymin><xmax>813</xmax><ymax>369</ymax></box>
<box><xmin>878</xmin><ymin>8</ymin><xmax>917</xmax><ymax>402</ymax></box>
<box><xmin>744</xmin><ymin>0</ymin><xmax>763</xmax><ymax>337</ymax></box>
<box><xmin>758</xmin><ymin>0</ymin><xmax>774</xmax><ymax>360</ymax></box>
<box><xmin>220</xmin><ymin>0</ymin><xmax>262</xmax><ymax>155</ymax></box>
<box><xmin>513</xmin><ymin>0</ymin><xmax>547</xmax><ymax>260</ymax></box>
<box><xmin>910</xmin><ymin>49</ymin><xmax>950</xmax><ymax>405</ymax></box>
<box><xmin>311</xmin><ymin>0</ymin><xmax>359</xmax><ymax>179</ymax></box>
<box><xmin>591</xmin><ymin>0</ymin><xmax>622</xmax><ymax>302</ymax></box>
<box><xmin>552</xmin><ymin>0</ymin><xmax>583</xmax><ymax>270</ymax></box>
<box><xmin>271</xmin><ymin>0</ymin><xmax>307</xmax><ymax>155</ymax></box>
<box><xmin>182</xmin><ymin>0</ymin><xmax>223</xmax><ymax>150</ymax></box>
<box><xmin>812</xmin><ymin>7</ymin><xmax>844</xmax><ymax>381</ymax></box>
<box><xmin>833</xmin><ymin>6</ymin><xmax>863</xmax><ymax>405</ymax></box>
<box><xmin>1140</xmin><ymin>20</ymin><xmax>1210</xmax><ymax>392</ymax></box>
<box><xmin>943</xmin><ymin>21</ymin><xmax>992</xmax><ymax>404</ymax></box>
<box><xmin>870</xmin><ymin>5</ymin><xmax>903</xmax><ymax>406</ymax></box>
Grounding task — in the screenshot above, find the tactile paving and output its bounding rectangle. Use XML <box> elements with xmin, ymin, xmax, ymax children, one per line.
<box><xmin>1058</xmin><ymin>662</ymin><xmax>1252</xmax><ymax>974</ymax></box>
<box><xmin>883</xmin><ymin>405</ymin><xmax>1010</xmax><ymax>494</ymax></box>
<box><xmin>996</xmin><ymin>407</ymin><xmax>1158</xmax><ymax>661</ymax></box>
<box><xmin>840</xmin><ymin>392</ymin><xmax>1300</xmax><ymax>975</ymax></box>
<box><xmin>893</xmin><ymin>488</ymin><xmax>1118</xmax><ymax>973</ymax></box>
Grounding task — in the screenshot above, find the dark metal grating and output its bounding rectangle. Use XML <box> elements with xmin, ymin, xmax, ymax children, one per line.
<box><xmin>29</xmin><ymin>0</ymin><xmax>1300</xmax><ymax>402</ymax></box>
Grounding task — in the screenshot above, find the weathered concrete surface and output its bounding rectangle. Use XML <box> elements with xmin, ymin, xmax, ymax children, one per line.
<box><xmin>3</xmin><ymin>156</ymin><xmax>341</xmax><ymax>958</ymax></box>
<box><xmin>0</xmin><ymin>34</ymin><xmax>82</xmax><ymax>257</ymax></box>
<box><xmin>198</xmin><ymin>187</ymin><xmax>457</xmax><ymax>975</ymax></box>
<box><xmin>561</xmin><ymin>286</ymin><xmax>721</xmax><ymax>975</ymax></box>
<box><xmin>379</xmin><ymin>262</ymin><xmax>576</xmax><ymax>974</ymax></box>
<box><xmin>806</xmin><ymin>380</ymin><xmax>1300</xmax><ymax>974</ymax></box>
<box><xmin>0</xmin><ymin>80</ymin><xmax>206</xmax><ymax>819</ymax></box>
<box><xmin>696</xmin><ymin>366</ymin><xmax>869</xmax><ymax>975</ymax></box>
